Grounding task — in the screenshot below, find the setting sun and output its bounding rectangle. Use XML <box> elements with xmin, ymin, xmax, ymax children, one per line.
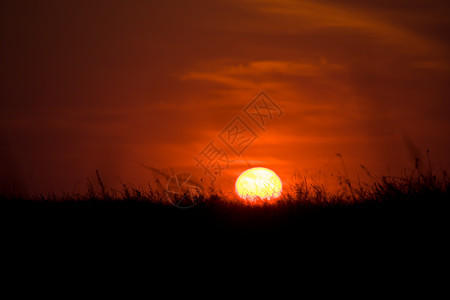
<box><xmin>235</xmin><ymin>167</ymin><xmax>282</xmax><ymax>201</ymax></box>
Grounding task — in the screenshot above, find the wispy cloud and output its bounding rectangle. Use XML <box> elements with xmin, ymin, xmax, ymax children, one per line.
<box><xmin>180</xmin><ymin>59</ymin><xmax>348</xmax><ymax>91</ymax></box>
<box><xmin>238</xmin><ymin>0</ymin><xmax>444</xmax><ymax>55</ymax></box>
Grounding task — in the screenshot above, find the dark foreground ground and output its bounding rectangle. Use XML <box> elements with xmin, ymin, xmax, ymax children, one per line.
<box><xmin>2</xmin><ymin>192</ymin><xmax>447</xmax><ymax>243</ymax></box>
<box><xmin>2</xmin><ymin>173</ymin><xmax>448</xmax><ymax>288</ymax></box>
<box><xmin>2</xmin><ymin>172</ymin><xmax>449</xmax><ymax>261</ymax></box>
<box><xmin>1</xmin><ymin>194</ymin><xmax>448</xmax><ymax>279</ymax></box>
<box><xmin>1</xmin><ymin>191</ymin><xmax>446</xmax><ymax>295</ymax></box>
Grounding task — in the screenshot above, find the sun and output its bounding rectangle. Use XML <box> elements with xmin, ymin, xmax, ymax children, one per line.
<box><xmin>235</xmin><ymin>167</ymin><xmax>282</xmax><ymax>201</ymax></box>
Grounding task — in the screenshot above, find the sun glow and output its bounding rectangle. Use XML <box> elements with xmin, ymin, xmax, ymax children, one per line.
<box><xmin>235</xmin><ymin>167</ymin><xmax>282</xmax><ymax>201</ymax></box>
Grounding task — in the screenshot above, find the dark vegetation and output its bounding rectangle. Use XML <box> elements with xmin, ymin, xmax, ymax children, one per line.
<box><xmin>2</xmin><ymin>166</ymin><xmax>448</xmax><ymax>246</ymax></box>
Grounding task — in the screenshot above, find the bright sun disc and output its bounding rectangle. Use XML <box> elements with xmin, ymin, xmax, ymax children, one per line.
<box><xmin>235</xmin><ymin>167</ymin><xmax>282</xmax><ymax>201</ymax></box>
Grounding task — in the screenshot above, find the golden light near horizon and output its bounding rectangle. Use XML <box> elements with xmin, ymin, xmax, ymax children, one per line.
<box><xmin>235</xmin><ymin>167</ymin><xmax>282</xmax><ymax>201</ymax></box>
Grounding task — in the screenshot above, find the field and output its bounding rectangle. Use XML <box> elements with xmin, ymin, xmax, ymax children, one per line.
<box><xmin>2</xmin><ymin>168</ymin><xmax>448</xmax><ymax>245</ymax></box>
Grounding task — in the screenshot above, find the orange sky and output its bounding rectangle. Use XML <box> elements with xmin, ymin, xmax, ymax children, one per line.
<box><xmin>1</xmin><ymin>0</ymin><xmax>449</xmax><ymax>195</ymax></box>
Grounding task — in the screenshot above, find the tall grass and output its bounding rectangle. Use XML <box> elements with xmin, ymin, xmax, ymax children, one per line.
<box><xmin>1</xmin><ymin>161</ymin><xmax>447</xmax><ymax>215</ymax></box>
<box><xmin>1</xmin><ymin>165</ymin><xmax>447</xmax><ymax>239</ymax></box>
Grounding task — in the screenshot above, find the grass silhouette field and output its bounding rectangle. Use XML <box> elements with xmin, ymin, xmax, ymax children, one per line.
<box><xmin>2</xmin><ymin>167</ymin><xmax>448</xmax><ymax>244</ymax></box>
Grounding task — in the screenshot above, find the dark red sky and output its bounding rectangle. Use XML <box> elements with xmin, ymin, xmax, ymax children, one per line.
<box><xmin>1</xmin><ymin>0</ymin><xmax>449</xmax><ymax>195</ymax></box>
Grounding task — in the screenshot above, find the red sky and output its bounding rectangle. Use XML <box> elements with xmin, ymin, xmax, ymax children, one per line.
<box><xmin>1</xmin><ymin>0</ymin><xmax>449</xmax><ymax>195</ymax></box>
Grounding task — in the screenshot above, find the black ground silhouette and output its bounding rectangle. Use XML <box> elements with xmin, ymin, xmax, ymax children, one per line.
<box><xmin>2</xmin><ymin>168</ymin><xmax>448</xmax><ymax>246</ymax></box>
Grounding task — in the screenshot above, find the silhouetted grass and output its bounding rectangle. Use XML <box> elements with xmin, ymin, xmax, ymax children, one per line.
<box><xmin>1</xmin><ymin>166</ymin><xmax>448</xmax><ymax>241</ymax></box>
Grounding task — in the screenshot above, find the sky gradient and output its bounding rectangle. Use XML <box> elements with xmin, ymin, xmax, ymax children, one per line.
<box><xmin>1</xmin><ymin>0</ymin><xmax>449</xmax><ymax>195</ymax></box>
